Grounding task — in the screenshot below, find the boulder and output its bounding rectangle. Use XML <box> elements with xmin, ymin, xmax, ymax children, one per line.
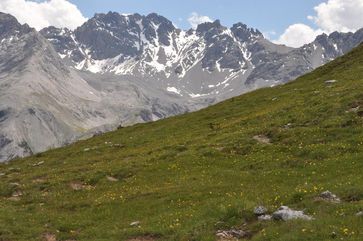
<box><xmin>272</xmin><ymin>206</ymin><xmax>313</xmax><ymax>221</ymax></box>
<box><xmin>317</xmin><ymin>191</ymin><xmax>341</xmax><ymax>203</ymax></box>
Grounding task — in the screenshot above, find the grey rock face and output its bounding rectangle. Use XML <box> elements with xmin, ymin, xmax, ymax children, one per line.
<box><xmin>0</xmin><ymin>12</ymin><xmax>31</xmax><ymax>37</ymax></box>
<box><xmin>198</xmin><ymin>20</ymin><xmax>247</xmax><ymax>71</ymax></box>
<box><xmin>75</xmin><ymin>12</ymin><xmax>142</xmax><ymax>60</ymax></box>
<box><xmin>40</xmin><ymin>26</ymin><xmax>85</xmax><ymax>62</ymax></box>
<box><xmin>73</xmin><ymin>12</ymin><xmax>176</xmax><ymax>61</ymax></box>
<box><xmin>231</xmin><ymin>22</ymin><xmax>263</xmax><ymax>42</ymax></box>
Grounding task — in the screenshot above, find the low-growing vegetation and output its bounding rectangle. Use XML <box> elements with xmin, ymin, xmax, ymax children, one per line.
<box><xmin>1</xmin><ymin>44</ymin><xmax>363</xmax><ymax>240</ymax></box>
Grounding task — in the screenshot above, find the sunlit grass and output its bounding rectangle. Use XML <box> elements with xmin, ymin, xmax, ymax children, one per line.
<box><xmin>1</xmin><ymin>44</ymin><xmax>363</xmax><ymax>240</ymax></box>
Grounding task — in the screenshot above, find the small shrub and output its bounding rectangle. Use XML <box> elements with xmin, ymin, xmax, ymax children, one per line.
<box><xmin>289</xmin><ymin>192</ymin><xmax>306</xmax><ymax>204</ymax></box>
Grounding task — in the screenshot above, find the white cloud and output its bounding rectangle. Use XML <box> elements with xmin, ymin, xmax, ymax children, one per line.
<box><xmin>274</xmin><ymin>0</ymin><xmax>363</xmax><ymax>48</ymax></box>
<box><xmin>188</xmin><ymin>12</ymin><xmax>213</xmax><ymax>29</ymax></box>
<box><xmin>0</xmin><ymin>0</ymin><xmax>87</xmax><ymax>30</ymax></box>
<box><xmin>310</xmin><ymin>0</ymin><xmax>363</xmax><ymax>33</ymax></box>
<box><xmin>273</xmin><ymin>24</ymin><xmax>323</xmax><ymax>48</ymax></box>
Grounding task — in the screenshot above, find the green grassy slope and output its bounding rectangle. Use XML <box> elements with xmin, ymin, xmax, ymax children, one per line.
<box><xmin>1</xmin><ymin>44</ymin><xmax>363</xmax><ymax>241</ymax></box>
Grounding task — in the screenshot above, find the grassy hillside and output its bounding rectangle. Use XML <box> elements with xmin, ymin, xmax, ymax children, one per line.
<box><xmin>1</xmin><ymin>44</ymin><xmax>363</xmax><ymax>241</ymax></box>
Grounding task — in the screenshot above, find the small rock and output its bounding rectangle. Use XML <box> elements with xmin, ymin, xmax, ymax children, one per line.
<box><xmin>32</xmin><ymin>161</ymin><xmax>44</xmax><ymax>167</ymax></box>
<box><xmin>12</xmin><ymin>190</ymin><xmax>23</xmax><ymax>197</ymax></box>
<box><xmin>216</xmin><ymin>229</ymin><xmax>248</xmax><ymax>240</ymax></box>
<box><xmin>325</xmin><ymin>80</ymin><xmax>337</xmax><ymax>84</ymax></box>
<box><xmin>258</xmin><ymin>215</ymin><xmax>272</xmax><ymax>221</ymax></box>
<box><xmin>348</xmin><ymin>106</ymin><xmax>360</xmax><ymax>113</ymax></box>
<box><xmin>83</xmin><ymin>148</ymin><xmax>90</xmax><ymax>152</ymax></box>
<box><xmin>330</xmin><ymin>231</ymin><xmax>337</xmax><ymax>238</ymax></box>
<box><xmin>317</xmin><ymin>191</ymin><xmax>341</xmax><ymax>203</ymax></box>
<box><xmin>130</xmin><ymin>221</ymin><xmax>141</xmax><ymax>227</ymax></box>
<box><xmin>356</xmin><ymin>211</ymin><xmax>363</xmax><ymax>217</ymax></box>
<box><xmin>272</xmin><ymin>206</ymin><xmax>313</xmax><ymax>221</ymax></box>
<box><xmin>69</xmin><ymin>182</ymin><xmax>91</xmax><ymax>191</ymax></box>
<box><xmin>0</xmin><ymin>173</ymin><xmax>5</xmax><ymax>177</ymax></box>
<box><xmin>284</xmin><ymin>123</ymin><xmax>293</xmax><ymax>128</ymax></box>
<box><xmin>106</xmin><ymin>176</ymin><xmax>119</xmax><ymax>182</ymax></box>
<box><xmin>254</xmin><ymin>206</ymin><xmax>268</xmax><ymax>216</ymax></box>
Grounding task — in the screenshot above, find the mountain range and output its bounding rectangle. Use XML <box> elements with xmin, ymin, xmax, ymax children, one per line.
<box><xmin>1</xmin><ymin>11</ymin><xmax>363</xmax><ymax>161</ymax></box>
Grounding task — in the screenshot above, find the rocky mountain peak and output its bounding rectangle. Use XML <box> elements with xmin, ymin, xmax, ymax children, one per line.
<box><xmin>231</xmin><ymin>22</ymin><xmax>263</xmax><ymax>42</ymax></box>
<box><xmin>314</xmin><ymin>33</ymin><xmax>329</xmax><ymax>46</ymax></box>
<box><xmin>142</xmin><ymin>13</ymin><xmax>176</xmax><ymax>46</ymax></box>
<box><xmin>0</xmin><ymin>12</ymin><xmax>31</xmax><ymax>37</ymax></box>
<box><xmin>196</xmin><ymin>20</ymin><xmax>223</xmax><ymax>34</ymax></box>
<box><xmin>145</xmin><ymin>13</ymin><xmax>174</xmax><ymax>27</ymax></box>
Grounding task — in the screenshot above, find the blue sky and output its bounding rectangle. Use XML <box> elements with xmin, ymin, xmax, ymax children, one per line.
<box><xmin>67</xmin><ymin>0</ymin><xmax>323</xmax><ymax>36</ymax></box>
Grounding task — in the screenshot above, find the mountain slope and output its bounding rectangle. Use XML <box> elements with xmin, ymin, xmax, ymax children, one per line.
<box><xmin>1</xmin><ymin>42</ymin><xmax>363</xmax><ymax>240</ymax></box>
<box><xmin>42</xmin><ymin>12</ymin><xmax>363</xmax><ymax>101</ymax></box>
<box><xmin>0</xmin><ymin>13</ymin><xmax>193</xmax><ymax>162</ymax></box>
<box><xmin>0</xmin><ymin>13</ymin><xmax>110</xmax><ymax>160</ymax></box>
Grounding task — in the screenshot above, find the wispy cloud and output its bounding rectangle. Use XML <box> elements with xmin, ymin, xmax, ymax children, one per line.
<box><xmin>187</xmin><ymin>12</ymin><xmax>213</xmax><ymax>29</ymax></box>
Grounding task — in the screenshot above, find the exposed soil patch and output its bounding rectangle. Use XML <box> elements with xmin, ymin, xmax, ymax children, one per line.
<box><xmin>43</xmin><ymin>233</ymin><xmax>56</xmax><ymax>241</ymax></box>
<box><xmin>69</xmin><ymin>182</ymin><xmax>92</xmax><ymax>191</ymax></box>
<box><xmin>32</xmin><ymin>178</ymin><xmax>47</xmax><ymax>184</ymax></box>
<box><xmin>357</xmin><ymin>111</ymin><xmax>363</xmax><ymax>117</ymax></box>
<box><xmin>126</xmin><ymin>235</ymin><xmax>158</xmax><ymax>241</ymax></box>
<box><xmin>253</xmin><ymin>135</ymin><xmax>271</xmax><ymax>144</ymax></box>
